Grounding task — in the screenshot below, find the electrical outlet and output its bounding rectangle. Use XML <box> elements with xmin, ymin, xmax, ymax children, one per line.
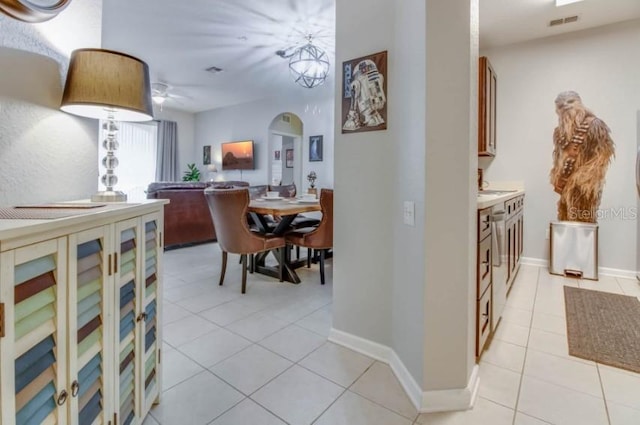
<box><xmin>403</xmin><ymin>201</ymin><xmax>415</xmax><ymax>226</ymax></box>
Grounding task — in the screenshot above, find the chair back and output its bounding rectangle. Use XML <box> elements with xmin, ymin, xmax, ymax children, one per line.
<box><xmin>204</xmin><ymin>188</ymin><xmax>266</xmax><ymax>254</ymax></box>
<box><xmin>248</xmin><ymin>185</ymin><xmax>268</xmax><ymax>200</ymax></box>
<box><xmin>304</xmin><ymin>189</ymin><xmax>333</xmax><ymax>249</ymax></box>
<box><xmin>269</xmin><ymin>183</ymin><xmax>296</xmax><ymax>198</ymax></box>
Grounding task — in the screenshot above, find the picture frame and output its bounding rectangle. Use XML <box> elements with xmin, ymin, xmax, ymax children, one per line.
<box><xmin>285</xmin><ymin>149</ymin><xmax>294</xmax><ymax>168</ymax></box>
<box><xmin>274</xmin><ymin>150</ymin><xmax>281</xmax><ymax>161</ymax></box>
<box><xmin>341</xmin><ymin>50</ymin><xmax>388</xmax><ymax>134</ymax></box>
<box><xmin>203</xmin><ymin>145</ymin><xmax>211</xmax><ymax>165</ymax></box>
<box><xmin>309</xmin><ymin>135</ymin><xmax>323</xmax><ymax>162</ymax></box>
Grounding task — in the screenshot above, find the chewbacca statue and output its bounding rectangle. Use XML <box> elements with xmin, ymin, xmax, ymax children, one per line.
<box><xmin>550</xmin><ymin>91</ymin><xmax>614</xmax><ymax>223</ymax></box>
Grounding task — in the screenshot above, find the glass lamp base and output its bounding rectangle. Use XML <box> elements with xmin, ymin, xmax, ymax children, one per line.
<box><xmin>91</xmin><ymin>190</ymin><xmax>127</xmax><ymax>202</ymax></box>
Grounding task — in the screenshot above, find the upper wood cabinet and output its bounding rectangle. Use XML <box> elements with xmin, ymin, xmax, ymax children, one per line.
<box><xmin>478</xmin><ymin>56</ymin><xmax>497</xmax><ymax>157</ymax></box>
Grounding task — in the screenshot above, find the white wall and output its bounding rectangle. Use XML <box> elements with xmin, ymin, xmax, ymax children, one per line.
<box><xmin>390</xmin><ymin>0</ymin><xmax>427</xmax><ymax>386</ymax></box>
<box><xmin>334</xmin><ymin>0</ymin><xmax>395</xmax><ymax>352</ymax></box>
<box><xmin>194</xmin><ymin>91</ymin><xmax>334</xmax><ymax>189</ymax></box>
<box><xmin>422</xmin><ymin>0</ymin><xmax>478</xmax><ymax>394</ymax></box>
<box><xmin>482</xmin><ymin>19</ymin><xmax>640</xmax><ymax>272</ymax></box>
<box><xmin>154</xmin><ymin>106</ymin><xmax>197</xmax><ymax>181</ymax></box>
<box><xmin>334</xmin><ymin>0</ymin><xmax>478</xmax><ymax>404</ymax></box>
<box><xmin>281</xmin><ymin>136</ymin><xmax>295</xmax><ymax>185</ymax></box>
<box><xmin>0</xmin><ymin>1</ymin><xmax>103</xmax><ymax>206</ymax></box>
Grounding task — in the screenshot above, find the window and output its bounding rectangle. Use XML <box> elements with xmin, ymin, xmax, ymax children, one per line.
<box><xmin>98</xmin><ymin>121</ymin><xmax>158</xmax><ymax>202</ymax></box>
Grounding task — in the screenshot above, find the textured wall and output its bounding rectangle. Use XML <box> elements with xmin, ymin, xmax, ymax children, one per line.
<box><xmin>0</xmin><ymin>0</ymin><xmax>102</xmax><ymax>206</ymax></box>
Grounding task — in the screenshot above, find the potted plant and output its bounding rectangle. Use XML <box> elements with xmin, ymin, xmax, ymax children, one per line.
<box><xmin>182</xmin><ymin>163</ymin><xmax>201</xmax><ymax>182</ymax></box>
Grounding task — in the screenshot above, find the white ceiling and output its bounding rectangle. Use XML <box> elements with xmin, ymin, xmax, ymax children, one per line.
<box><xmin>480</xmin><ymin>0</ymin><xmax>640</xmax><ymax>49</ymax></box>
<box><xmin>102</xmin><ymin>0</ymin><xmax>640</xmax><ymax>113</ymax></box>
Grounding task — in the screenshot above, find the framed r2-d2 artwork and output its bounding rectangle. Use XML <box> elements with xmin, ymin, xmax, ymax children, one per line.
<box><xmin>341</xmin><ymin>50</ymin><xmax>388</xmax><ymax>134</ymax></box>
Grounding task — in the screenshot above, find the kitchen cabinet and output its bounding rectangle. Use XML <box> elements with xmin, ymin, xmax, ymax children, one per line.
<box><xmin>0</xmin><ymin>201</ymin><xmax>165</xmax><ymax>425</ymax></box>
<box><xmin>476</xmin><ymin>191</ymin><xmax>525</xmax><ymax>360</ymax></box>
<box><xmin>478</xmin><ymin>56</ymin><xmax>497</xmax><ymax>157</ymax></box>
<box><xmin>476</xmin><ymin>207</ymin><xmax>492</xmax><ymax>357</ymax></box>
<box><xmin>505</xmin><ymin>195</ymin><xmax>524</xmax><ymax>292</ymax></box>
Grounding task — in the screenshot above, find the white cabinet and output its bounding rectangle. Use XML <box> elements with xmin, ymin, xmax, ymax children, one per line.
<box><xmin>0</xmin><ymin>202</ymin><xmax>164</xmax><ymax>425</ymax></box>
<box><xmin>1</xmin><ymin>237</ymin><xmax>69</xmax><ymax>425</ymax></box>
<box><xmin>68</xmin><ymin>226</ymin><xmax>113</xmax><ymax>425</ymax></box>
<box><xmin>114</xmin><ymin>213</ymin><xmax>162</xmax><ymax>425</ymax></box>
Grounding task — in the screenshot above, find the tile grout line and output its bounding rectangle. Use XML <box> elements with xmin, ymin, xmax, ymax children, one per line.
<box><xmin>511</xmin><ymin>266</ymin><xmax>540</xmax><ymax>425</ymax></box>
<box><xmin>595</xmin><ymin>363</ymin><xmax>613</xmax><ymax>425</ymax></box>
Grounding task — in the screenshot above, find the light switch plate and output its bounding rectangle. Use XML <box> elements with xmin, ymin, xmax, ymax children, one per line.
<box><xmin>403</xmin><ymin>201</ymin><xmax>415</xmax><ymax>226</ymax></box>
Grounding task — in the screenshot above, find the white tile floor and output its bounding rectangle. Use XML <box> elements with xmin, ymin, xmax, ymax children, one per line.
<box><xmin>152</xmin><ymin>243</ymin><xmax>640</xmax><ymax>425</ymax></box>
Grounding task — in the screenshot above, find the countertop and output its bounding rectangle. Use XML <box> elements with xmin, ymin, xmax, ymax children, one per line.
<box><xmin>0</xmin><ymin>199</ymin><xmax>168</xmax><ymax>250</ymax></box>
<box><xmin>477</xmin><ymin>181</ymin><xmax>525</xmax><ymax>209</ymax></box>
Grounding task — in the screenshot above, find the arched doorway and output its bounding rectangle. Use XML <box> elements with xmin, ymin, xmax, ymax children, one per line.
<box><xmin>268</xmin><ymin>112</ymin><xmax>303</xmax><ymax>192</ymax></box>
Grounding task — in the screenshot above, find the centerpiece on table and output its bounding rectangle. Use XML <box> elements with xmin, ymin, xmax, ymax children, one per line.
<box><xmin>307</xmin><ymin>171</ymin><xmax>317</xmax><ymax>196</ymax></box>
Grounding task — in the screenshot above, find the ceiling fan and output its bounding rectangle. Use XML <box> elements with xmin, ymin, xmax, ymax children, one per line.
<box><xmin>151</xmin><ymin>82</ymin><xmax>188</xmax><ymax>110</ymax></box>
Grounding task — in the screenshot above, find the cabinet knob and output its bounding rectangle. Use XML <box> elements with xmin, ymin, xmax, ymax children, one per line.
<box><xmin>57</xmin><ymin>390</ymin><xmax>68</xmax><ymax>406</ymax></box>
<box><xmin>71</xmin><ymin>380</ymin><xmax>80</xmax><ymax>397</ymax></box>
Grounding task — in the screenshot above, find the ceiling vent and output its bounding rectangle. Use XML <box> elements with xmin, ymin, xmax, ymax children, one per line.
<box><xmin>282</xmin><ymin>114</ymin><xmax>291</xmax><ymax>123</ymax></box>
<box><xmin>205</xmin><ymin>66</ymin><xmax>223</xmax><ymax>74</ymax></box>
<box><xmin>550</xmin><ymin>15</ymin><xmax>579</xmax><ymax>26</ymax></box>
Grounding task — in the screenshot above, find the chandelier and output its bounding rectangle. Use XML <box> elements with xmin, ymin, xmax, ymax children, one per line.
<box><xmin>277</xmin><ymin>35</ymin><xmax>330</xmax><ymax>89</ymax></box>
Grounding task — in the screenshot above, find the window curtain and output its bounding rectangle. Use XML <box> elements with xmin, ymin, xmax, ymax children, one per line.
<box><xmin>156</xmin><ymin>120</ymin><xmax>179</xmax><ymax>182</ymax></box>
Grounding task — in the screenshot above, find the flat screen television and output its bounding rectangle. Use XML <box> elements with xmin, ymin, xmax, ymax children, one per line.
<box><xmin>221</xmin><ymin>140</ymin><xmax>255</xmax><ymax>170</ymax></box>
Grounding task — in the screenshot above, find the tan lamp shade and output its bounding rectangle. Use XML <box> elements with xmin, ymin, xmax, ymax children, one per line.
<box><xmin>61</xmin><ymin>48</ymin><xmax>153</xmax><ymax>122</ymax></box>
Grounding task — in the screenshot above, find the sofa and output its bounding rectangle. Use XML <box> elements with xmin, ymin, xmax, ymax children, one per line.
<box><xmin>146</xmin><ymin>181</ymin><xmax>249</xmax><ymax>249</ymax></box>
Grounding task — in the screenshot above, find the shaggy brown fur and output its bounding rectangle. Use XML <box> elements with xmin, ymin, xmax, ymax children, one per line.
<box><xmin>550</xmin><ymin>91</ymin><xmax>614</xmax><ymax>223</ymax></box>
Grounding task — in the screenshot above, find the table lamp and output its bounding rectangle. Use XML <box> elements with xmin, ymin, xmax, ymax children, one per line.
<box><xmin>60</xmin><ymin>48</ymin><xmax>153</xmax><ymax>202</ymax></box>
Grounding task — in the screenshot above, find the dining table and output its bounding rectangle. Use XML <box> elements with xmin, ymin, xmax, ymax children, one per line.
<box><xmin>247</xmin><ymin>197</ymin><xmax>321</xmax><ymax>283</ymax></box>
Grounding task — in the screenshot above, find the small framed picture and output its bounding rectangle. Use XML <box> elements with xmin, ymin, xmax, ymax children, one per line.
<box><xmin>203</xmin><ymin>145</ymin><xmax>211</xmax><ymax>165</ymax></box>
<box><xmin>309</xmin><ymin>135</ymin><xmax>323</xmax><ymax>162</ymax></box>
<box><xmin>274</xmin><ymin>150</ymin><xmax>281</xmax><ymax>160</ymax></box>
<box><xmin>285</xmin><ymin>149</ymin><xmax>294</xmax><ymax>168</ymax></box>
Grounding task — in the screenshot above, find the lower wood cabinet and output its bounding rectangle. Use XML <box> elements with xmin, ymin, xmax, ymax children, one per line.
<box><xmin>476</xmin><ymin>207</ymin><xmax>493</xmax><ymax>357</ymax></box>
<box><xmin>0</xmin><ymin>202</ymin><xmax>164</xmax><ymax>425</ymax></box>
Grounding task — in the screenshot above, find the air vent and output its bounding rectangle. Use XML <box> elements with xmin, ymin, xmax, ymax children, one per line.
<box><xmin>282</xmin><ymin>114</ymin><xmax>291</xmax><ymax>123</ymax></box>
<box><xmin>550</xmin><ymin>15</ymin><xmax>579</xmax><ymax>26</ymax></box>
<box><xmin>205</xmin><ymin>66</ymin><xmax>223</xmax><ymax>74</ymax></box>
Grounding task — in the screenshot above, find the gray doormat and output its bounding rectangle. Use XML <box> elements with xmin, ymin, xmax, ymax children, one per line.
<box><xmin>564</xmin><ymin>286</ymin><xmax>640</xmax><ymax>373</ymax></box>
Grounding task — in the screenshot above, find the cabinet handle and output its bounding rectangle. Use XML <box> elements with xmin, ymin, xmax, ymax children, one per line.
<box><xmin>136</xmin><ymin>312</ymin><xmax>147</xmax><ymax>322</ymax></box>
<box><xmin>108</xmin><ymin>253</ymin><xmax>112</xmax><ymax>276</ymax></box>
<box><xmin>71</xmin><ymin>380</ymin><xmax>79</xmax><ymax>397</ymax></box>
<box><xmin>114</xmin><ymin>252</ymin><xmax>118</xmax><ymax>273</ymax></box>
<box><xmin>57</xmin><ymin>390</ymin><xmax>68</xmax><ymax>406</ymax></box>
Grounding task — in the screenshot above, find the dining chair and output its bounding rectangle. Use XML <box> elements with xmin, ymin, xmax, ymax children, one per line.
<box><xmin>285</xmin><ymin>189</ymin><xmax>333</xmax><ymax>285</ymax></box>
<box><xmin>204</xmin><ymin>188</ymin><xmax>285</xmax><ymax>293</ymax></box>
<box><xmin>248</xmin><ymin>185</ymin><xmax>268</xmax><ymax>199</ymax></box>
<box><xmin>269</xmin><ymin>183</ymin><xmax>297</xmax><ymax>198</ymax></box>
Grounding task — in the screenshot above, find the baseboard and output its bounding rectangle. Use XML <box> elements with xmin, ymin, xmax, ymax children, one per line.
<box><xmin>420</xmin><ymin>364</ymin><xmax>480</xmax><ymax>413</ymax></box>
<box><xmin>329</xmin><ymin>328</ymin><xmax>479</xmax><ymax>413</ymax></box>
<box><xmin>521</xmin><ymin>256</ymin><xmax>636</xmax><ymax>279</ymax></box>
<box><xmin>328</xmin><ymin>328</ymin><xmax>391</xmax><ymax>363</ymax></box>
<box><xmin>520</xmin><ymin>257</ymin><xmax>547</xmax><ymax>268</ymax></box>
<box><xmin>389</xmin><ymin>349</ymin><xmax>423</xmax><ymax>411</ymax></box>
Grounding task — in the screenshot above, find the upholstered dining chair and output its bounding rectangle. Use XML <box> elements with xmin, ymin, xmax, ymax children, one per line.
<box><xmin>269</xmin><ymin>183</ymin><xmax>297</xmax><ymax>198</ymax></box>
<box><xmin>286</xmin><ymin>189</ymin><xmax>333</xmax><ymax>285</ymax></box>
<box><xmin>204</xmin><ymin>188</ymin><xmax>285</xmax><ymax>293</ymax></box>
